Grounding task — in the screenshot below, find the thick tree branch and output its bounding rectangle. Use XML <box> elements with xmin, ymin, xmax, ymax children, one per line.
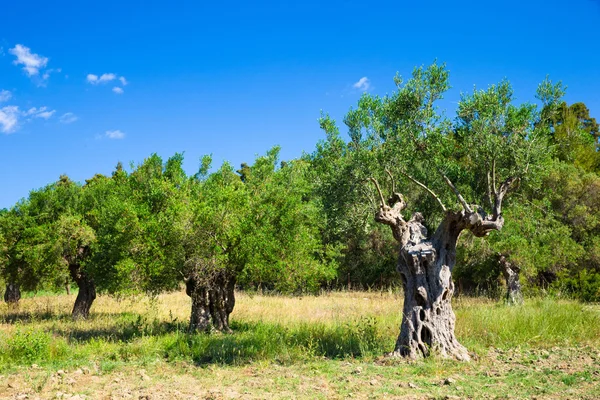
<box><xmin>493</xmin><ymin>177</ymin><xmax>517</xmax><ymax>220</ymax></box>
<box><xmin>397</xmin><ymin>169</ymin><xmax>447</xmax><ymax>213</ymax></box>
<box><xmin>368</xmin><ymin>177</ymin><xmax>408</xmax><ymax>243</ymax></box>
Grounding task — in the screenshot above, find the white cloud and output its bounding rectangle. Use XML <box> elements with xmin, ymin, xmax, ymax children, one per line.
<box><xmin>9</xmin><ymin>44</ymin><xmax>48</xmax><ymax>76</ymax></box>
<box><xmin>353</xmin><ymin>77</ymin><xmax>371</xmax><ymax>92</ymax></box>
<box><xmin>36</xmin><ymin>110</ymin><xmax>55</xmax><ymax>119</ymax></box>
<box><xmin>87</xmin><ymin>73</ymin><xmax>117</xmax><ymax>85</ymax></box>
<box><xmin>24</xmin><ymin>106</ymin><xmax>55</xmax><ymax>119</ymax></box>
<box><xmin>112</xmin><ymin>87</ymin><xmax>124</xmax><ymax>94</ymax></box>
<box><xmin>59</xmin><ymin>112</ymin><xmax>78</xmax><ymax>124</ymax></box>
<box><xmin>105</xmin><ymin>129</ymin><xmax>125</xmax><ymax>139</ymax></box>
<box><xmin>41</xmin><ymin>68</ymin><xmax>61</xmax><ymax>81</ymax></box>
<box><xmin>0</xmin><ymin>90</ymin><xmax>11</xmax><ymax>102</ymax></box>
<box><xmin>119</xmin><ymin>76</ymin><xmax>127</xmax><ymax>86</ymax></box>
<box><xmin>0</xmin><ymin>106</ymin><xmax>20</xmax><ymax>133</ymax></box>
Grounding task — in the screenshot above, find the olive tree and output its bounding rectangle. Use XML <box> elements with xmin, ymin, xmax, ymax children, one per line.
<box><xmin>323</xmin><ymin>63</ymin><xmax>563</xmax><ymax>360</ymax></box>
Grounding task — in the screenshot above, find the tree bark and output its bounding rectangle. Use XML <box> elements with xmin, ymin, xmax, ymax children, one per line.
<box><xmin>499</xmin><ymin>254</ymin><xmax>523</xmax><ymax>305</ymax></box>
<box><xmin>4</xmin><ymin>283</ymin><xmax>21</xmax><ymax>305</ymax></box>
<box><xmin>186</xmin><ymin>271</ymin><xmax>235</xmax><ymax>333</ymax></box>
<box><xmin>371</xmin><ymin>175</ymin><xmax>514</xmax><ymax>360</ymax></box>
<box><xmin>387</xmin><ymin>212</ymin><xmax>470</xmax><ymax>360</ymax></box>
<box><xmin>69</xmin><ymin>264</ymin><xmax>96</xmax><ymax>319</ymax></box>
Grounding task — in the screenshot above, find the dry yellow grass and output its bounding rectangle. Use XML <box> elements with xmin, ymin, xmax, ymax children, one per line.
<box><xmin>0</xmin><ymin>290</ymin><xmax>599</xmax><ymax>399</ymax></box>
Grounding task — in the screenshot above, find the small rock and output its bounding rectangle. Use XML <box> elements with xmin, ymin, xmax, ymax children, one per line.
<box><xmin>74</xmin><ymin>369</ymin><xmax>83</xmax><ymax>375</ymax></box>
<box><xmin>8</xmin><ymin>382</ymin><xmax>15</xmax><ymax>388</ymax></box>
<box><xmin>16</xmin><ymin>394</ymin><xmax>28</xmax><ymax>400</ymax></box>
<box><xmin>444</xmin><ymin>377</ymin><xmax>456</xmax><ymax>385</ymax></box>
<box><xmin>57</xmin><ymin>370</ymin><xmax>66</xmax><ymax>376</ymax></box>
<box><xmin>113</xmin><ymin>377</ymin><xmax>121</xmax><ymax>383</ymax></box>
<box><xmin>31</xmin><ymin>364</ymin><xmax>39</xmax><ymax>369</ymax></box>
<box><xmin>81</xmin><ymin>368</ymin><xmax>91</xmax><ymax>375</ymax></box>
<box><xmin>444</xmin><ymin>396</ymin><xmax>460</xmax><ymax>400</ymax></box>
<box><xmin>408</xmin><ymin>382</ymin><xmax>418</xmax><ymax>389</ymax></box>
<box><xmin>351</xmin><ymin>367</ymin><xmax>362</xmax><ymax>375</ymax></box>
<box><xmin>369</xmin><ymin>379</ymin><xmax>378</xmax><ymax>386</ymax></box>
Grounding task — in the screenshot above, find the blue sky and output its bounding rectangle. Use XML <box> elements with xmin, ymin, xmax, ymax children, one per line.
<box><xmin>1</xmin><ymin>0</ymin><xmax>599</xmax><ymax>208</ymax></box>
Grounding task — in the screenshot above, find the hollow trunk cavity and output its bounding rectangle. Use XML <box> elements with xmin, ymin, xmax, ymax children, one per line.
<box><xmin>389</xmin><ymin>215</ymin><xmax>470</xmax><ymax>361</ymax></box>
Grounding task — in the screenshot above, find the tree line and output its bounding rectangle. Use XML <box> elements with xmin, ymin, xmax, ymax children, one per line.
<box><xmin>1</xmin><ymin>63</ymin><xmax>599</xmax><ymax>345</ymax></box>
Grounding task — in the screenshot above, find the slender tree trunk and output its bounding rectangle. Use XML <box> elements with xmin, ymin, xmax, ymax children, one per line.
<box><xmin>65</xmin><ymin>277</ymin><xmax>71</xmax><ymax>295</ymax></box>
<box><xmin>4</xmin><ymin>283</ymin><xmax>21</xmax><ymax>305</ymax></box>
<box><xmin>186</xmin><ymin>272</ymin><xmax>235</xmax><ymax>332</ymax></box>
<box><xmin>69</xmin><ymin>264</ymin><xmax>96</xmax><ymax>319</ymax></box>
<box><xmin>499</xmin><ymin>254</ymin><xmax>523</xmax><ymax>305</ymax></box>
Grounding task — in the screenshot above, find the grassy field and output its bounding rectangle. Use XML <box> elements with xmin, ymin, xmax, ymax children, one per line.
<box><xmin>1</xmin><ymin>290</ymin><xmax>599</xmax><ymax>399</ymax></box>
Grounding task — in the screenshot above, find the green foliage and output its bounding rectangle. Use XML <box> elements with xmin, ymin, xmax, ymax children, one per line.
<box><xmin>6</xmin><ymin>328</ymin><xmax>52</xmax><ymax>362</ymax></box>
<box><xmin>555</xmin><ymin>269</ymin><xmax>600</xmax><ymax>302</ymax></box>
<box><xmin>1</xmin><ymin>62</ymin><xmax>599</xmax><ymax>300</ymax></box>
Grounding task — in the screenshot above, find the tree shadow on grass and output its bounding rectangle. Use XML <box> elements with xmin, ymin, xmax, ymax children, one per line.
<box><xmin>2</xmin><ymin>309</ymin><xmax>388</xmax><ymax>366</ymax></box>
<box><xmin>0</xmin><ymin>309</ymin><xmax>72</xmax><ymax>324</ymax></box>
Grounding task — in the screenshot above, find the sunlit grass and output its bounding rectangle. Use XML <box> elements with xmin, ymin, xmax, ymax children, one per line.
<box><xmin>0</xmin><ymin>290</ymin><xmax>599</xmax><ymax>371</ymax></box>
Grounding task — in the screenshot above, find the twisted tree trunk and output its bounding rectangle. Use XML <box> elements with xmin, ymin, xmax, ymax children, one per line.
<box><xmin>4</xmin><ymin>283</ymin><xmax>21</xmax><ymax>305</ymax></box>
<box><xmin>371</xmin><ymin>175</ymin><xmax>515</xmax><ymax>360</ymax></box>
<box><xmin>389</xmin><ymin>213</ymin><xmax>470</xmax><ymax>360</ymax></box>
<box><xmin>499</xmin><ymin>254</ymin><xmax>523</xmax><ymax>305</ymax></box>
<box><xmin>186</xmin><ymin>271</ymin><xmax>235</xmax><ymax>332</ymax></box>
<box><xmin>69</xmin><ymin>264</ymin><xmax>96</xmax><ymax>319</ymax></box>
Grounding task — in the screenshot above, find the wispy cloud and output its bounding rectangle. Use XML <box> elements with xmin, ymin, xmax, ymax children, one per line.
<box><xmin>9</xmin><ymin>44</ymin><xmax>48</xmax><ymax>76</ymax></box>
<box><xmin>24</xmin><ymin>106</ymin><xmax>56</xmax><ymax>119</ymax></box>
<box><xmin>87</xmin><ymin>73</ymin><xmax>118</xmax><ymax>84</ymax></box>
<box><xmin>353</xmin><ymin>77</ymin><xmax>371</xmax><ymax>92</ymax></box>
<box><xmin>23</xmin><ymin>107</ymin><xmax>55</xmax><ymax>121</ymax></box>
<box><xmin>0</xmin><ymin>106</ymin><xmax>20</xmax><ymax>133</ymax></box>
<box><xmin>59</xmin><ymin>112</ymin><xmax>78</xmax><ymax>124</ymax></box>
<box><xmin>0</xmin><ymin>105</ymin><xmax>57</xmax><ymax>133</ymax></box>
<box><xmin>112</xmin><ymin>87</ymin><xmax>124</xmax><ymax>94</ymax></box>
<box><xmin>105</xmin><ymin>129</ymin><xmax>125</xmax><ymax>139</ymax></box>
<box><xmin>119</xmin><ymin>76</ymin><xmax>127</xmax><ymax>86</ymax></box>
<box><xmin>0</xmin><ymin>90</ymin><xmax>11</xmax><ymax>103</ymax></box>
<box><xmin>42</xmin><ymin>68</ymin><xmax>62</xmax><ymax>81</ymax></box>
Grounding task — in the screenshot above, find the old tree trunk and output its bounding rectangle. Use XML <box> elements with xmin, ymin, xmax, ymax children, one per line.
<box><xmin>185</xmin><ymin>271</ymin><xmax>236</xmax><ymax>332</ymax></box>
<box><xmin>499</xmin><ymin>254</ymin><xmax>523</xmax><ymax>305</ymax></box>
<box><xmin>66</xmin><ymin>247</ymin><xmax>96</xmax><ymax>319</ymax></box>
<box><xmin>372</xmin><ymin>177</ymin><xmax>515</xmax><ymax>361</ymax></box>
<box><xmin>4</xmin><ymin>283</ymin><xmax>21</xmax><ymax>304</ymax></box>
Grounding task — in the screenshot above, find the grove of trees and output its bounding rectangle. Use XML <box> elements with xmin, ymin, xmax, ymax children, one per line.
<box><xmin>2</xmin><ymin>62</ymin><xmax>599</xmax><ymax>359</ymax></box>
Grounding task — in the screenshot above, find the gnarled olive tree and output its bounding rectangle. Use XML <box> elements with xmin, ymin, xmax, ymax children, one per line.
<box><xmin>324</xmin><ymin>63</ymin><xmax>564</xmax><ymax>360</ymax></box>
